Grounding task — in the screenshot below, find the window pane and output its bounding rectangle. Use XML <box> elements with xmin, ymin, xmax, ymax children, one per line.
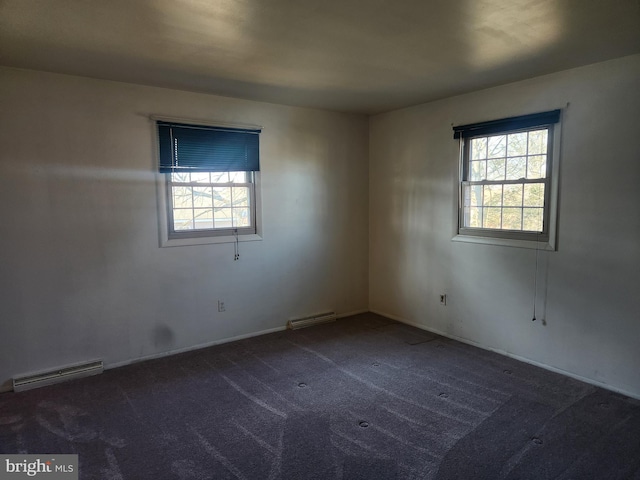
<box><xmin>191</xmin><ymin>172</ymin><xmax>210</xmax><ymax>183</ymax></box>
<box><xmin>528</xmin><ymin>129</ymin><xmax>548</xmax><ymax>155</ymax></box>
<box><xmin>172</xmin><ymin>186</ymin><xmax>192</xmax><ymax>208</ymax></box>
<box><xmin>486</xmin><ymin>158</ymin><xmax>506</xmax><ymax>181</ymax></box>
<box><xmin>469</xmin><ymin>160</ymin><xmax>486</xmax><ymax>181</ymax></box>
<box><xmin>463</xmin><ymin>184</ymin><xmax>483</xmax><ymax>207</ymax></box>
<box><xmin>467</xmin><ymin>206</ymin><xmax>482</xmax><ymax>227</ymax></box>
<box><xmin>506</xmin><ymin>156</ymin><xmax>526</xmax><ymax>180</ymax></box>
<box><xmin>503</xmin><ymin>184</ymin><xmax>523</xmax><ymax>207</ymax></box>
<box><xmin>471</xmin><ymin>138</ymin><xmax>487</xmax><ymax>160</ymax></box>
<box><xmin>483</xmin><ymin>207</ymin><xmax>502</xmax><ymax>229</ymax></box>
<box><xmin>214</xmin><ymin>208</ymin><xmax>232</xmax><ymax>228</ymax></box>
<box><xmin>230</xmin><ymin>171</ymin><xmax>248</xmax><ymax>183</ymax></box>
<box><xmin>483</xmin><ymin>185</ymin><xmax>502</xmax><ymax>207</ymax></box>
<box><xmin>173</xmin><ymin>209</ymin><xmax>194</xmax><ymax>230</ymax></box>
<box><xmin>211</xmin><ymin>172</ymin><xmax>229</xmax><ymax>183</ymax></box>
<box><xmin>507</xmin><ymin>132</ymin><xmax>528</xmax><ymax>156</ymax></box>
<box><xmin>172</xmin><ymin>172</ymin><xmax>191</xmax><ymax>183</ymax></box>
<box><xmin>523</xmin><ymin>208</ymin><xmax>543</xmax><ymax>232</ymax></box>
<box><xmin>232</xmin><ymin>207</ymin><xmax>251</xmax><ymax>227</ymax></box>
<box><xmin>212</xmin><ymin>187</ymin><xmax>232</xmax><ymax>208</ymax></box>
<box><xmin>470</xmin><ymin>185</ymin><xmax>483</xmax><ymax>207</ymax></box>
<box><xmin>232</xmin><ymin>187</ymin><xmax>250</xmax><ymax>207</ymax></box>
<box><xmin>174</xmin><ymin>219</ymin><xmax>194</xmax><ymax>231</ymax></box>
<box><xmin>523</xmin><ymin>183</ymin><xmax>545</xmax><ymax>207</ymax></box>
<box><xmin>527</xmin><ymin>155</ymin><xmax>547</xmax><ymax>179</ymax></box>
<box><xmin>487</xmin><ymin>135</ymin><xmax>506</xmax><ymax>158</ymax></box>
<box><xmin>192</xmin><ymin>187</ymin><xmax>213</xmax><ymax>208</ymax></box>
<box><xmin>193</xmin><ymin>209</ymin><xmax>214</xmax><ymax>229</ymax></box>
<box><xmin>502</xmin><ymin>208</ymin><xmax>522</xmax><ymax>230</ymax></box>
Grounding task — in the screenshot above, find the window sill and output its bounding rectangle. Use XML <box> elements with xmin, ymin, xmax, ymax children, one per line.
<box><xmin>161</xmin><ymin>233</ymin><xmax>263</xmax><ymax>248</ymax></box>
<box><xmin>452</xmin><ymin>234</ymin><xmax>555</xmax><ymax>251</ymax></box>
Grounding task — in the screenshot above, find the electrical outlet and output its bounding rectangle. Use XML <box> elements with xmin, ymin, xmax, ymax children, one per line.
<box><xmin>218</xmin><ymin>300</ymin><xmax>226</xmax><ymax>312</ymax></box>
<box><xmin>439</xmin><ymin>294</ymin><xmax>447</xmax><ymax>306</ymax></box>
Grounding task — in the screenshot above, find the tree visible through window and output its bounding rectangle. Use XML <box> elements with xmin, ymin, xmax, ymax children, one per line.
<box><xmin>464</xmin><ymin>129</ymin><xmax>548</xmax><ymax>232</ymax></box>
<box><xmin>169</xmin><ymin>171</ymin><xmax>254</xmax><ymax>233</ymax></box>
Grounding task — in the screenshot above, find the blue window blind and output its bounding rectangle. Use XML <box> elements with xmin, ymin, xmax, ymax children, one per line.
<box><xmin>157</xmin><ymin>121</ymin><xmax>261</xmax><ymax>173</ymax></box>
<box><xmin>453</xmin><ymin>109</ymin><xmax>560</xmax><ymax>139</ymax></box>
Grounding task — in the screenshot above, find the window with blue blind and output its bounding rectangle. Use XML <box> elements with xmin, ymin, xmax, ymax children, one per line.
<box><xmin>156</xmin><ymin>121</ymin><xmax>262</xmax><ymax>243</ymax></box>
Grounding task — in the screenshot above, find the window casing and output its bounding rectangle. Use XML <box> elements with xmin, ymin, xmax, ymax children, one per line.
<box><xmin>453</xmin><ymin>110</ymin><xmax>561</xmax><ymax>249</ymax></box>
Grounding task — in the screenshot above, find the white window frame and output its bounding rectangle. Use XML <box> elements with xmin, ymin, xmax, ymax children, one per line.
<box><xmin>452</xmin><ymin>115</ymin><xmax>561</xmax><ymax>251</ymax></box>
<box><xmin>157</xmin><ymin>173</ymin><xmax>262</xmax><ymax>248</ymax></box>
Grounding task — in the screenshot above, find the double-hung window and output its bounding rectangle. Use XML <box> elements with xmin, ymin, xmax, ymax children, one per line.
<box><xmin>453</xmin><ymin>110</ymin><xmax>561</xmax><ymax>249</ymax></box>
<box><xmin>156</xmin><ymin>120</ymin><xmax>261</xmax><ymax>246</ymax></box>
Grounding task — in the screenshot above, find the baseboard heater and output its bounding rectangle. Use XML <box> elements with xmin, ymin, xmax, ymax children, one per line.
<box><xmin>288</xmin><ymin>312</ymin><xmax>336</xmax><ymax>330</ymax></box>
<box><xmin>13</xmin><ymin>360</ymin><xmax>104</xmax><ymax>392</ymax></box>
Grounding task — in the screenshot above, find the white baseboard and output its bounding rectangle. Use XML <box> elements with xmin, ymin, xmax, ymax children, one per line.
<box><xmin>336</xmin><ymin>309</ymin><xmax>369</xmax><ymax>319</ymax></box>
<box><xmin>370</xmin><ymin>308</ymin><xmax>640</xmax><ymax>401</ymax></box>
<box><xmin>2</xmin><ymin>310</ymin><xmax>371</xmax><ymax>393</ymax></box>
<box><xmin>108</xmin><ymin>325</ymin><xmax>288</xmax><ymax>371</ymax></box>
<box><xmin>107</xmin><ymin>308</ymin><xmax>368</xmax><ymax>372</ymax></box>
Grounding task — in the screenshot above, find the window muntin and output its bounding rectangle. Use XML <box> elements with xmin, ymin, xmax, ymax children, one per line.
<box><xmin>167</xmin><ymin>171</ymin><xmax>255</xmax><ymax>238</ymax></box>
<box><xmin>461</xmin><ymin>127</ymin><xmax>552</xmax><ymax>238</ymax></box>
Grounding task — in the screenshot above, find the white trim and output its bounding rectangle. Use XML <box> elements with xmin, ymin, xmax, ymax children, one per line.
<box><xmin>545</xmin><ymin>121</ymin><xmax>561</xmax><ymax>250</ymax></box>
<box><xmin>161</xmin><ymin>233</ymin><xmax>263</xmax><ymax>247</ymax></box>
<box><xmin>155</xmin><ymin>171</ymin><xmax>264</xmax><ymax>248</ymax></box>
<box><xmin>336</xmin><ymin>309</ymin><xmax>369</xmax><ymax>319</ymax></box>
<box><xmin>369</xmin><ymin>308</ymin><xmax>640</xmax><ymax>401</ymax></box>
<box><xmin>452</xmin><ymin>234</ymin><xmax>554</xmax><ymax>251</ymax></box>
<box><xmin>108</xmin><ymin>325</ymin><xmax>287</xmax><ymax>371</ymax></box>
<box><xmin>1</xmin><ymin>310</ymin><xmax>370</xmax><ymax>393</ymax></box>
<box><xmin>107</xmin><ymin>309</ymin><xmax>368</xmax><ymax>370</ymax></box>
<box><xmin>454</xmin><ymin>121</ymin><xmax>562</xmax><ymax>251</ymax></box>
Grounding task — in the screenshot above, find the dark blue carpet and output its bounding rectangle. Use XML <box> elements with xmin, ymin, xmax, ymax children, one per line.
<box><xmin>1</xmin><ymin>313</ymin><xmax>639</xmax><ymax>479</ymax></box>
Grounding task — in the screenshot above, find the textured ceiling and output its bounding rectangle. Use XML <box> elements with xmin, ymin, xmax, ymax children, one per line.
<box><xmin>1</xmin><ymin>0</ymin><xmax>639</xmax><ymax>114</ymax></box>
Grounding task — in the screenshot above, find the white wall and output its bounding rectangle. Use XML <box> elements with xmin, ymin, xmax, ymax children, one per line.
<box><xmin>369</xmin><ymin>55</ymin><xmax>640</xmax><ymax>398</ymax></box>
<box><xmin>0</xmin><ymin>68</ymin><xmax>369</xmax><ymax>390</ymax></box>
<box><xmin>2</xmin><ymin>55</ymin><xmax>638</xmax><ymax>398</ymax></box>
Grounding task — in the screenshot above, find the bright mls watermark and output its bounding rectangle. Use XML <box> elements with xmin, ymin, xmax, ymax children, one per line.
<box><xmin>1</xmin><ymin>455</ymin><xmax>77</xmax><ymax>479</ymax></box>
